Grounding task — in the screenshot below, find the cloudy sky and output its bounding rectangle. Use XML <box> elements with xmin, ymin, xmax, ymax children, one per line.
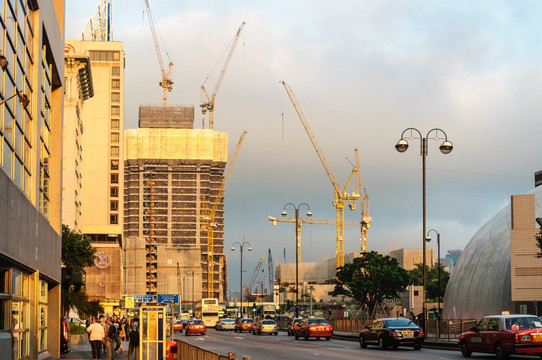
<box><xmin>66</xmin><ymin>0</ymin><xmax>541</xmax><ymax>292</ymax></box>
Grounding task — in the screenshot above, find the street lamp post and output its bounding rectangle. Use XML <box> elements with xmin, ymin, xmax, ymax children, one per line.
<box><xmin>281</xmin><ymin>203</ymin><xmax>312</xmax><ymax>317</ymax></box>
<box><xmin>427</xmin><ymin>229</ymin><xmax>441</xmax><ymax>319</ymax></box>
<box><xmin>395</xmin><ymin>128</ymin><xmax>452</xmax><ymax>332</ymax></box>
<box><xmin>231</xmin><ymin>235</ymin><xmax>252</xmax><ymax>317</ymax></box>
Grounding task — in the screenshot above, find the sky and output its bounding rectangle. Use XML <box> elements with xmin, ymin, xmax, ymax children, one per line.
<box><xmin>66</xmin><ymin>0</ymin><xmax>542</xmax><ymax>294</ymax></box>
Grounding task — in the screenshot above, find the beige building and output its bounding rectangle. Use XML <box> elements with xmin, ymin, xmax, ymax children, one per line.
<box><xmin>124</xmin><ymin>106</ymin><xmax>229</xmax><ymax>305</ymax></box>
<box><xmin>0</xmin><ymin>0</ymin><xmax>65</xmax><ymax>358</ymax></box>
<box><xmin>64</xmin><ymin>39</ymin><xmax>125</xmax><ymax>306</ymax></box>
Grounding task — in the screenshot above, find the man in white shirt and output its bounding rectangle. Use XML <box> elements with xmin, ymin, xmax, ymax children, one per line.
<box><xmin>87</xmin><ymin>317</ymin><xmax>105</xmax><ymax>360</ymax></box>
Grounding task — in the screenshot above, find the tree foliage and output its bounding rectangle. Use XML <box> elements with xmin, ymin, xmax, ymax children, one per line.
<box><xmin>407</xmin><ymin>263</ymin><xmax>450</xmax><ymax>303</ymax></box>
<box><xmin>61</xmin><ymin>225</ymin><xmax>96</xmax><ymax>315</ymax></box>
<box><xmin>329</xmin><ymin>251</ymin><xmax>409</xmax><ymax>314</ymax></box>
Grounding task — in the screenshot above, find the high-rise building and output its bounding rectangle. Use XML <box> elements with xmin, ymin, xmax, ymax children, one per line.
<box><xmin>0</xmin><ymin>0</ymin><xmax>65</xmax><ymax>358</ymax></box>
<box><xmin>64</xmin><ymin>38</ymin><xmax>125</xmax><ymax>313</ymax></box>
<box><xmin>124</xmin><ymin>105</ymin><xmax>229</xmax><ymax>304</ymax></box>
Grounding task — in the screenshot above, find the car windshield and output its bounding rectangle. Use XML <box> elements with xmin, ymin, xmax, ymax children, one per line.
<box><xmin>262</xmin><ymin>320</ymin><xmax>276</xmax><ymax>325</ymax></box>
<box><xmin>384</xmin><ymin>319</ymin><xmax>417</xmax><ymax>328</ymax></box>
<box><xmin>222</xmin><ymin>319</ymin><xmax>235</xmax><ymax>323</ymax></box>
<box><xmin>242</xmin><ymin>319</ymin><xmax>254</xmax><ymax>323</ymax></box>
<box><xmin>190</xmin><ymin>320</ymin><xmax>203</xmax><ymax>325</ymax></box>
<box><xmin>308</xmin><ymin>319</ymin><xmax>329</xmax><ymax>325</ymax></box>
<box><xmin>505</xmin><ymin>317</ymin><xmax>542</xmax><ymax>330</ymax></box>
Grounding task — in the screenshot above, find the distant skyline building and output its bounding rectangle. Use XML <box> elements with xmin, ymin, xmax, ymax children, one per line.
<box><xmin>123</xmin><ymin>106</ymin><xmax>229</xmax><ymax>304</ymax></box>
<box><xmin>0</xmin><ymin>1</ymin><xmax>65</xmax><ymax>358</ymax></box>
<box><xmin>64</xmin><ymin>38</ymin><xmax>126</xmax><ymax>313</ymax></box>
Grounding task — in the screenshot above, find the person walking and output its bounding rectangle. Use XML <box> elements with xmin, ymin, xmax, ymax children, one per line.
<box><xmin>126</xmin><ymin>322</ymin><xmax>140</xmax><ymax>360</ymax></box>
<box><xmin>87</xmin><ymin>317</ymin><xmax>105</xmax><ymax>360</ymax></box>
<box><xmin>104</xmin><ymin>317</ymin><xmax>117</xmax><ymax>360</ymax></box>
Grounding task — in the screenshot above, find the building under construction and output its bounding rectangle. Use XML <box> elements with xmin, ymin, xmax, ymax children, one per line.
<box><xmin>123</xmin><ymin>105</ymin><xmax>229</xmax><ymax>304</ymax></box>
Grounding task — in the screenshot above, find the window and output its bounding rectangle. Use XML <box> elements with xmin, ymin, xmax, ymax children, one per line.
<box><xmin>112</xmin><ymin>79</ymin><xmax>120</xmax><ymax>89</ymax></box>
<box><xmin>112</xmin><ymin>67</ymin><xmax>120</xmax><ymax>76</ymax></box>
<box><xmin>110</xmin><ymin>214</ymin><xmax>118</xmax><ymax>224</ymax></box>
<box><xmin>111</xmin><ymin>133</ymin><xmax>119</xmax><ymax>143</ymax></box>
<box><xmin>89</xmin><ymin>51</ymin><xmax>121</xmax><ymax>62</ymax></box>
<box><xmin>110</xmin><ymin>187</ymin><xmax>118</xmax><ymax>197</ymax></box>
<box><xmin>111</xmin><ymin>92</ymin><xmax>120</xmax><ymax>103</ymax></box>
<box><xmin>111</xmin><ymin>106</ymin><xmax>120</xmax><ymax>116</ymax></box>
<box><xmin>111</xmin><ymin>174</ymin><xmax>119</xmax><ymax>184</ymax></box>
<box><xmin>111</xmin><ymin>146</ymin><xmax>119</xmax><ymax>157</ymax></box>
<box><xmin>111</xmin><ymin>160</ymin><xmax>119</xmax><ymax>170</ymax></box>
<box><xmin>111</xmin><ymin>119</ymin><xmax>119</xmax><ymax>130</ymax></box>
<box><xmin>110</xmin><ymin>200</ymin><xmax>118</xmax><ymax>211</ymax></box>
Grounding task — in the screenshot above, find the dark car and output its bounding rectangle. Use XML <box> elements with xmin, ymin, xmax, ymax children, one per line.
<box><xmin>459</xmin><ymin>314</ymin><xmax>542</xmax><ymax>360</ymax></box>
<box><xmin>294</xmin><ymin>317</ymin><xmax>333</xmax><ymax>340</ymax></box>
<box><xmin>359</xmin><ymin>318</ymin><xmax>424</xmax><ymax>350</ymax></box>
<box><xmin>287</xmin><ymin>318</ymin><xmax>303</xmax><ymax>336</ymax></box>
<box><xmin>60</xmin><ymin>316</ymin><xmax>71</xmax><ymax>353</ymax></box>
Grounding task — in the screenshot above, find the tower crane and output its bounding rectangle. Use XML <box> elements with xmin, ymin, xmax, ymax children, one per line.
<box><xmin>200</xmin><ymin>21</ymin><xmax>245</xmax><ymax>129</ymax></box>
<box><xmin>354</xmin><ymin>148</ymin><xmax>372</xmax><ymax>252</ymax></box>
<box><xmin>144</xmin><ymin>0</ymin><xmax>174</xmax><ymax>105</ymax></box>
<box><xmin>244</xmin><ymin>257</ymin><xmax>264</xmax><ymax>297</ymax></box>
<box><xmin>267</xmin><ymin>249</ymin><xmax>274</xmax><ymax>298</ymax></box>
<box><xmin>280</xmin><ymin>80</ymin><xmax>359</xmax><ymax>269</ymax></box>
<box><xmin>267</xmin><ymin>216</ymin><xmax>359</xmax><ymax>262</ymax></box>
<box><xmin>201</xmin><ymin>131</ymin><xmax>247</xmax><ymax>298</ymax></box>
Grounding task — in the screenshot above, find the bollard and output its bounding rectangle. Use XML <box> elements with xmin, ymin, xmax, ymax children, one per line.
<box><xmin>228</xmin><ymin>352</ymin><xmax>235</xmax><ymax>360</ymax></box>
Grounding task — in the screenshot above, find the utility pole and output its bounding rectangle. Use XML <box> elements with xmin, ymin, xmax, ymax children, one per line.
<box><xmin>177</xmin><ymin>262</ymin><xmax>182</xmax><ymax>314</ymax></box>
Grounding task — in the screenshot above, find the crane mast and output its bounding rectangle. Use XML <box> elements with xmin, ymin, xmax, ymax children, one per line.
<box><xmin>144</xmin><ymin>0</ymin><xmax>173</xmax><ymax>105</ymax></box>
<box><xmin>354</xmin><ymin>148</ymin><xmax>372</xmax><ymax>252</ymax></box>
<box><xmin>200</xmin><ymin>21</ymin><xmax>245</xmax><ymax>129</ymax></box>
<box><xmin>244</xmin><ymin>257</ymin><xmax>264</xmax><ymax>297</ymax></box>
<box><xmin>267</xmin><ymin>249</ymin><xmax>274</xmax><ymax>298</ymax></box>
<box><xmin>201</xmin><ymin>131</ymin><xmax>247</xmax><ymax>298</ymax></box>
<box><xmin>280</xmin><ymin>80</ymin><xmax>359</xmax><ymax>269</ymax></box>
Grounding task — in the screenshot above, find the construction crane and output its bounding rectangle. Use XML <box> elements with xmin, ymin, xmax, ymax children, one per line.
<box><xmin>267</xmin><ymin>216</ymin><xmax>359</xmax><ymax>262</ymax></box>
<box><xmin>201</xmin><ymin>131</ymin><xmax>247</xmax><ymax>298</ymax></box>
<box><xmin>244</xmin><ymin>257</ymin><xmax>264</xmax><ymax>297</ymax></box>
<box><xmin>143</xmin><ymin>0</ymin><xmax>174</xmax><ymax>105</ymax></box>
<box><xmin>280</xmin><ymin>80</ymin><xmax>359</xmax><ymax>269</ymax></box>
<box><xmin>354</xmin><ymin>148</ymin><xmax>372</xmax><ymax>252</ymax></box>
<box><xmin>200</xmin><ymin>21</ymin><xmax>245</xmax><ymax>129</ymax></box>
<box><xmin>81</xmin><ymin>0</ymin><xmax>112</xmax><ymax>41</ymax></box>
<box><xmin>267</xmin><ymin>249</ymin><xmax>274</xmax><ymax>298</ymax></box>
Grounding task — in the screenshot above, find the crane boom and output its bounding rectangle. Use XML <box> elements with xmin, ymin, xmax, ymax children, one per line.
<box><xmin>201</xmin><ymin>131</ymin><xmax>247</xmax><ymax>298</ymax></box>
<box><xmin>280</xmin><ymin>80</ymin><xmax>359</xmax><ymax>269</ymax></box>
<box><xmin>244</xmin><ymin>257</ymin><xmax>264</xmax><ymax>296</ymax></box>
<box><xmin>144</xmin><ymin>0</ymin><xmax>173</xmax><ymax>105</ymax></box>
<box><xmin>201</xmin><ymin>21</ymin><xmax>246</xmax><ymax>129</ymax></box>
<box><xmin>354</xmin><ymin>149</ymin><xmax>371</xmax><ymax>252</ymax></box>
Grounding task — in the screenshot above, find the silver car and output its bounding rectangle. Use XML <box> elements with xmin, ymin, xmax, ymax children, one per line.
<box><xmin>216</xmin><ymin>318</ymin><xmax>236</xmax><ymax>331</ymax></box>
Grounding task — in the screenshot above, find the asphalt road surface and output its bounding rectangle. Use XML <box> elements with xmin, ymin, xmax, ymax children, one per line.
<box><xmin>173</xmin><ymin>329</ymin><xmax>541</xmax><ymax>360</ymax></box>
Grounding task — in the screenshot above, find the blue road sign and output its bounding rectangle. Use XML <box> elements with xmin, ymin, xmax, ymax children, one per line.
<box><xmin>157</xmin><ymin>294</ymin><xmax>179</xmax><ymax>303</ymax></box>
<box><xmin>133</xmin><ymin>294</ymin><xmax>154</xmax><ymax>302</ymax></box>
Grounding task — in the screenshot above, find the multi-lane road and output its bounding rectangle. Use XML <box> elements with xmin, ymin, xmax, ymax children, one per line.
<box><xmin>173</xmin><ymin>329</ymin><xmax>540</xmax><ymax>360</ymax></box>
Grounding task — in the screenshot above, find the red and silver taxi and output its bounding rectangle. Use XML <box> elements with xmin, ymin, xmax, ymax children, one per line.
<box><xmin>173</xmin><ymin>320</ymin><xmax>184</xmax><ymax>332</ymax></box>
<box><xmin>185</xmin><ymin>319</ymin><xmax>206</xmax><ymax>336</ymax></box>
<box><xmin>294</xmin><ymin>317</ymin><xmax>333</xmax><ymax>340</ymax></box>
<box><xmin>459</xmin><ymin>314</ymin><xmax>542</xmax><ymax>359</ymax></box>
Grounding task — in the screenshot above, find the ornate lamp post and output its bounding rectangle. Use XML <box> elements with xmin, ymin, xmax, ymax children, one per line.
<box><xmin>395</xmin><ymin>128</ymin><xmax>452</xmax><ymax>331</ymax></box>
<box><xmin>231</xmin><ymin>235</ymin><xmax>252</xmax><ymax>317</ymax></box>
<box><xmin>281</xmin><ymin>202</ymin><xmax>312</xmax><ymax>317</ymax></box>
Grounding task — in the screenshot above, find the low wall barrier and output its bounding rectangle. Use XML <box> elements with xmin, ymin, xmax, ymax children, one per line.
<box><xmin>176</xmin><ymin>339</ymin><xmax>253</xmax><ymax>360</ymax></box>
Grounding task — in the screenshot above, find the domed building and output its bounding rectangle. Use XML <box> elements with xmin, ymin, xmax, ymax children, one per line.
<box><xmin>443</xmin><ymin>185</ymin><xmax>542</xmax><ymax>319</ymax></box>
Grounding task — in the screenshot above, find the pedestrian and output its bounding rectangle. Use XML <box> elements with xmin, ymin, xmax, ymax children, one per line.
<box><xmin>115</xmin><ymin>316</ymin><xmax>125</xmax><ymax>354</ymax></box>
<box><xmin>86</xmin><ymin>315</ymin><xmax>93</xmax><ymax>340</ymax></box>
<box><xmin>87</xmin><ymin>317</ymin><xmax>105</xmax><ymax>360</ymax></box>
<box><xmin>126</xmin><ymin>322</ymin><xmax>140</xmax><ymax>360</ymax></box>
<box><xmin>104</xmin><ymin>316</ymin><xmax>117</xmax><ymax>360</ymax></box>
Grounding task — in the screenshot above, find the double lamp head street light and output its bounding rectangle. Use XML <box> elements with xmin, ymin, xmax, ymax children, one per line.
<box><xmin>282</xmin><ymin>202</ymin><xmax>312</xmax><ymax>318</ymax></box>
<box><xmin>231</xmin><ymin>235</ymin><xmax>252</xmax><ymax>317</ymax></box>
<box><xmin>395</xmin><ymin>127</ymin><xmax>452</xmax><ymax>330</ymax></box>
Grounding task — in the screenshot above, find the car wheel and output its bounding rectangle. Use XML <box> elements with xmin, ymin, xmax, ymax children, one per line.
<box><xmin>460</xmin><ymin>341</ymin><xmax>471</xmax><ymax>357</ymax></box>
<box><xmin>359</xmin><ymin>335</ymin><xmax>367</xmax><ymax>348</ymax></box>
<box><xmin>203</xmin><ymin>332</ymin><xmax>206</xmax><ymax>335</ymax></box>
<box><xmin>495</xmin><ymin>343</ymin><xmax>509</xmax><ymax>360</ymax></box>
<box><xmin>325</xmin><ymin>336</ymin><xmax>330</xmax><ymax>341</ymax></box>
<box><xmin>413</xmin><ymin>344</ymin><xmax>421</xmax><ymax>350</ymax></box>
<box><xmin>305</xmin><ymin>333</ymin><xmax>309</xmax><ymax>341</ymax></box>
<box><xmin>378</xmin><ymin>336</ymin><xmax>387</xmax><ymax>350</ymax></box>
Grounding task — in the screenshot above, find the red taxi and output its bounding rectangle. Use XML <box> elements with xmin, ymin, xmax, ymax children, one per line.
<box><xmin>459</xmin><ymin>314</ymin><xmax>542</xmax><ymax>359</ymax></box>
<box><xmin>173</xmin><ymin>320</ymin><xmax>184</xmax><ymax>332</ymax></box>
<box><xmin>185</xmin><ymin>319</ymin><xmax>206</xmax><ymax>336</ymax></box>
<box><xmin>294</xmin><ymin>317</ymin><xmax>333</xmax><ymax>340</ymax></box>
<box><xmin>234</xmin><ymin>318</ymin><xmax>255</xmax><ymax>333</ymax></box>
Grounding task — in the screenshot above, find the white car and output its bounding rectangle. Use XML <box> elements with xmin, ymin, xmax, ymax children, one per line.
<box><xmin>216</xmin><ymin>318</ymin><xmax>236</xmax><ymax>331</ymax></box>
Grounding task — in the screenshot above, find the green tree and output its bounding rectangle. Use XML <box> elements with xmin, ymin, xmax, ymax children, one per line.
<box><xmin>407</xmin><ymin>263</ymin><xmax>450</xmax><ymax>303</ymax></box>
<box><xmin>61</xmin><ymin>225</ymin><xmax>96</xmax><ymax>315</ymax></box>
<box><xmin>329</xmin><ymin>251</ymin><xmax>409</xmax><ymax>314</ymax></box>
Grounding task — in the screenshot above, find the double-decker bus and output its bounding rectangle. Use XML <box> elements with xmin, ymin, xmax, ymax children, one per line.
<box><xmin>194</xmin><ymin>298</ymin><xmax>220</xmax><ymax>328</ymax></box>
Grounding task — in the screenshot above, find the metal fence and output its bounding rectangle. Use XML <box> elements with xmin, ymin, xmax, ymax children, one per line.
<box><xmin>177</xmin><ymin>339</ymin><xmax>233</xmax><ymax>360</ymax></box>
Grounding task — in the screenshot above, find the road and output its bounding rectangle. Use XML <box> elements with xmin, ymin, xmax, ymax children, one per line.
<box><xmin>172</xmin><ymin>329</ymin><xmax>542</xmax><ymax>360</ymax></box>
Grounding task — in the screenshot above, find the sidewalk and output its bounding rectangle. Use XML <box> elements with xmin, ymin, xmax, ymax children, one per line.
<box><xmin>59</xmin><ymin>340</ymin><xmax>131</xmax><ymax>360</ymax></box>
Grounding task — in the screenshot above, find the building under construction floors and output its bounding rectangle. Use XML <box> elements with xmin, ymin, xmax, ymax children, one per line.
<box><xmin>123</xmin><ymin>105</ymin><xmax>229</xmax><ymax>305</ymax></box>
